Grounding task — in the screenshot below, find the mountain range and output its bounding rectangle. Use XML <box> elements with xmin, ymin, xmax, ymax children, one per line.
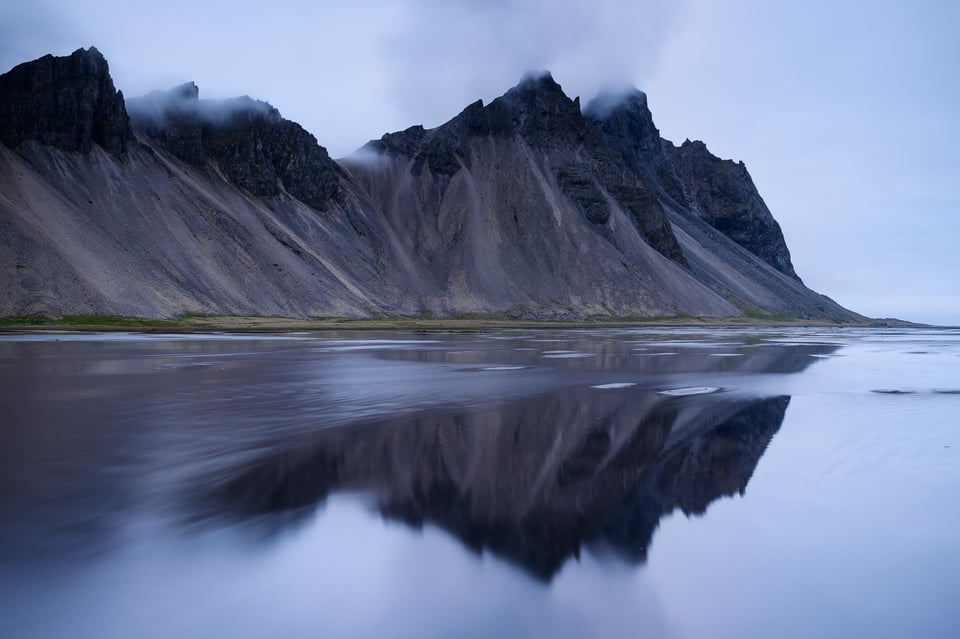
<box><xmin>0</xmin><ymin>47</ymin><xmax>861</xmax><ymax>321</ymax></box>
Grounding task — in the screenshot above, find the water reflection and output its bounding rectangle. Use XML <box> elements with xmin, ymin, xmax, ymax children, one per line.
<box><xmin>205</xmin><ymin>390</ymin><xmax>790</xmax><ymax>581</ymax></box>
<box><xmin>0</xmin><ymin>331</ymin><xmax>835</xmax><ymax>578</ymax></box>
<box><xmin>3</xmin><ymin>329</ymin><xmax>959</xmax><ymax>639</ymax></box>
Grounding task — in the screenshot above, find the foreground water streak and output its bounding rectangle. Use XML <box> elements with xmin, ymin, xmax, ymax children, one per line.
<box><xmin>0</xmin><ymin>327</ymin><xmax>958</xmax><ymax>638</ymax></box>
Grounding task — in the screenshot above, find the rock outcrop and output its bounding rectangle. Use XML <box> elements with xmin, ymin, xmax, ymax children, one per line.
<box><xmin>127</xmin><ymin>85</ymin><xmax>344</xmax><ymax>210</ymax></box>
<box><xmin>666</xmin><ymin>139</ymin><xmax>800</xmax><ymax>280</ymax></box>
<box><xmin>584</xmin><ymin>89</ymin><xmax>688</xmax><ymax>208</ymax></box>
<box><xmin>362</xmin><ymin>73</ymin><xmax>686</xmax><ymax>266</ymax></box>
<box><xmin>0</xmin><ymin>47</ymin><xmax>131</xmax><ymax>155</ymax></box>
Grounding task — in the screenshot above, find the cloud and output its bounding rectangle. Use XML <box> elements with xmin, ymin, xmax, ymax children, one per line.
<box><xmin>380</xmin><ymin>0</ymin><xmax>680</xmax><ymax>132</ymax></box>
<box><xmin>125</xmin><ymin>82</ymin><xmax>278</xmax><ymax>129</ymax></box>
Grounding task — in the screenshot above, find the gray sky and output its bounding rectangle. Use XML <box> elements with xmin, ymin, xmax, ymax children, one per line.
<box><xmin>2</xmin><ymin>0</ymin><xmax>957</xmax><ymax>324</ymax></box>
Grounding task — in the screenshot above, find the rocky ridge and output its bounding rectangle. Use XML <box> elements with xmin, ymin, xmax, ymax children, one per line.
<box><xmin>666</xmin><ymin>138</ymin><xmax>799</xmax><ymax>280</ymax></box>
<box><xmin>0</xmin><ymin>48</ymin><xmax>860</xmax><ymax>321</ymax></box>
<box><xmin>127</xmin><ymin>83</ymin><xmax>344</xmax><ymax>210</ymax></box>
<box><xmin>363</xmin><ymin>73</ymin><xmax>686</xmax><ymax>266</ymax></box>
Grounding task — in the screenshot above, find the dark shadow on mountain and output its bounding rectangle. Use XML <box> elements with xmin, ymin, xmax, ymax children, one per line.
<box><xmin>201</xmin><ymin>388</ymin><xmax>791</xmax><ymax>582</ymax></box>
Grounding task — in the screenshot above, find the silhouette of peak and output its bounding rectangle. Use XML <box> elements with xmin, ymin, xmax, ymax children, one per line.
<box><xmin>496</xmin><ymin>70</ymin><xmax>579</xmax><ymax>115</ymax></box>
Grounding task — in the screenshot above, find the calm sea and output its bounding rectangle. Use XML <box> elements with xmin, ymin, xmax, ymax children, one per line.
<box><xmin>1</xmin><ymin>327</ymin><xmax>958</xmax><ymax>638</ymax></box>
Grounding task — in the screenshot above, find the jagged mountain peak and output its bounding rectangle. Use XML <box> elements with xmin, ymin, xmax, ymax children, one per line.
<box><xmin>489</xmin><ymin>70</ymin><xmax>583</xmax><ymax>131</ymax></box>
<box><xmin>666</xmin><ymin>138</ymin><xmax>800</xmax><ymax>280</ymax></box>
<box><xmin>502</xmin><ymin>70</ymin><xmax>568</xmax><ymax>102</ymax></box>
<box><xmin>366</xmin><ymin>124</ymin><xmax>427</xmax><ymax>158</ymax></box>
<box><xmin>0</xmin><ymin>45</ymin><xmax>131</xmax><ymax>155</ymax></box>
<box><xmin>677</xmin><ymin>138</ymin><xmax>708</xmax><ymax>151</ymax></box>
<box><xmin>77</xmin><ymin>45</ymin><xmax>103</xmax><ymax>57</ymax></box>
<box><xmin>585</xmin><ymin>87</ymin><xmax>661</xmax><ymax>155</ymax></box>
<box><xmin>583</xmin><ymin>86</ymin><xmax>691</xmax><ymax>207</ymax></box>
<box><xmin>672</xmin><ymin>138</ymin><xmax>746</xmax><ymax>170</ymax></box>
<box><xmin>58</xmin><ymin>46</ymin><xmax>108</xmax><ymax>69</ymax></box>
<box><xmin>361</xmin><ymin>70</ymin><xmax>590</xmax><ymax>171</ymax></box>
<box><xmin>5</xmin><ymin>46</ymin><xmax>112</xmax><ymax>87</ymax></box>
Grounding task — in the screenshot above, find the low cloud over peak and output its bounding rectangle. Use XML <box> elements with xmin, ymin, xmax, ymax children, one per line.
<box><xmin>126</xmin><ymin>82</ymin><xmax>278</xmax><ymax>128</ymax></box>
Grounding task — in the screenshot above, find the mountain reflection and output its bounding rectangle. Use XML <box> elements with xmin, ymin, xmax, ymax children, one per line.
<box><xmin>207</xmin><ymin>389</ymin><xmax>789</xmax><ymax>581</ymax></box>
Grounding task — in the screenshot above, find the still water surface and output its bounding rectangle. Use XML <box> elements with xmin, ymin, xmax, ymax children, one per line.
<box><xmin>1</xmin><ymin>327</ymin><xmax>958</xmax><ymax>638</ymax></box>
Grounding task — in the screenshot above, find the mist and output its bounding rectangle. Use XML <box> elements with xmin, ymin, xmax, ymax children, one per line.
<box><xmin>378</xmin><ymin>0</ymin><xmax>678</xmax><ymax>138</ymax></box>
<box><xmin>125</xmin><ymin>82</ymin><xmax>278</xmax><ymax>128</ymax></box>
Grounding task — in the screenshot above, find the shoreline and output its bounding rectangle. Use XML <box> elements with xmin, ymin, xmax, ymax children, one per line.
<box><xmin>0</xmin><ymin>314</ymin><xmax>928</xmax><ymax>333</ymax></box>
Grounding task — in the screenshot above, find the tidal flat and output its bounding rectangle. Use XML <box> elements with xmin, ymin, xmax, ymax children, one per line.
<box><xmin>1</xmin><ymin>327</ymin><xmax>957</xmax><ymax>638</ymax></box>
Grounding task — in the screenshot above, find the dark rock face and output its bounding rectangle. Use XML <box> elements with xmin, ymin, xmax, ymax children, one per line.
<box><xmin>492</xmin><ymin>77</ymin><xmax>687</xmax><ymax>264</ymax></box>
<box><xmin>127</xmin><ymin>85</ymin><xmax>343</xmax><ymax>210</ymax></box>
<box><xmin>126</xmin><ymin>82</ymin><xmax>206</xmax><ymax>163</ymax></box>
<box><xmin>556</xmin><ymin>167</ymin><xmax>611</xmax><ymax>225</ymax></box>
<box><xmin>362</xmin><ymin>72</ymin><xmax>687</xmax><ymax>266</ymax></box>
<box><xmin>479</xmin><ymin>72</ymin><xmax>589</xmax><ymax>146</ymax></box>
<box><xmin>584</xmin><ymin>89</ymin><xmax>688</xmax><ymax>208</ymax></box>
<box><xmin>0</xmin><ymin>47</ymin><xmax>131</xmax><ymax>155</ymax></box>
<box><xmin>201</xmin><ymin>102</ymin><xmax>344</xmax><ymax>210</ymax></box>
<box><xmin>666</xmin><ymin>139</ymin><xmax>800</xmax><ymax>280</ymax></box>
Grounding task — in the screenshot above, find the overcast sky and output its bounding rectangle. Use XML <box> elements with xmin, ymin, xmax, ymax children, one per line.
<box><xmin>2</xmin><ymin>0</ymin><xmax>957</xmax><ymax>324</ymax></box>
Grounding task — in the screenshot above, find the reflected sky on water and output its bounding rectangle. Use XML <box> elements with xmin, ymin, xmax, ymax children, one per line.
<box><xmin>0</xmin><ymin>327</ymin><xmax>958</xmax><ymax>638</ymax></box>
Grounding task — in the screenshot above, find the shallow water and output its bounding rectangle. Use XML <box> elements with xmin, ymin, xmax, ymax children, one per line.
<box><xmin>0</xmin><ymin>327</ymin><xmax>958</xmax><ymax>638</ymax></box>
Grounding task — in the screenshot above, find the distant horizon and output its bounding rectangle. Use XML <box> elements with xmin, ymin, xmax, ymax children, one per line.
<box><xmin>1</xmin><ymin>0</ymin><xmax>956</xmax><ymax>325</ymax></box>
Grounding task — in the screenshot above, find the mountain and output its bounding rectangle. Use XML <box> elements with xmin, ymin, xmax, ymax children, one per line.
<box><xmin>0</xmin><ymin>48</ymin><xmax>861</xmax><ymax>321</ymax></box>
